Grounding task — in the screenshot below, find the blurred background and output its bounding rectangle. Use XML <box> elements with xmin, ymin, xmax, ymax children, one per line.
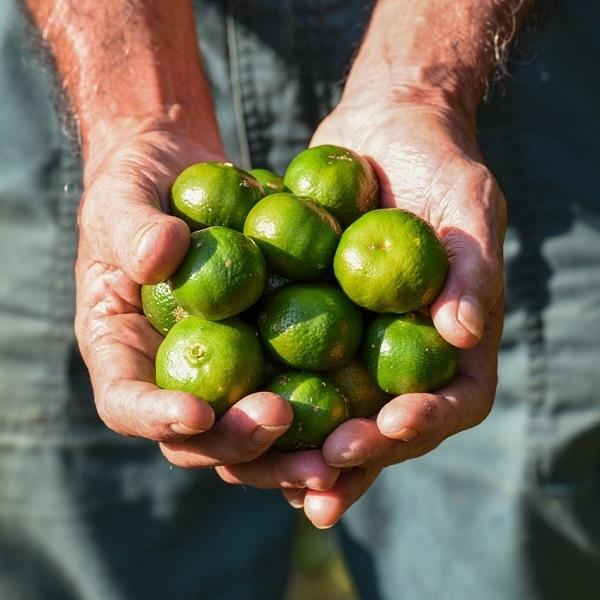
<box><xmin>286</xmin><ymin>516</ymin><xmax>356</xmax><ymax>600</ymax></box>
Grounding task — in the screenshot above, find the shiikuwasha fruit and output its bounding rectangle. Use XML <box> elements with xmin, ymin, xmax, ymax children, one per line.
<box><xmin>257</xmin><ymin>283</ymin><xmax>363</xmax><ymax>372</ymax></box>
<box><xmin>170</xmin><ymin>226</ymin><xmax>266</xmax><ymax>321</ymax></box>
<box><xmin>267</xmin><ymin>371</ymin><xmax>349</xmax><ymax>450</ymax></box>
<box><xmin>170</xmin><ymin>161</ymin><xmax>263</xmax><ymax>231</ymax></box>
<box><xmin>362</xmin><ymin>312</ymin><xmax>459</xmax><ymax>396</ymax></box>
<box><xmin>334</xmin><ymin>208</ymin><xmax>448</xmax><ymax>314</ymax></box>
<box><xmin>283</xmin><ymin>144</ymin><xmax>379</xmax><ymax>227</ymax></box>
<box><xmin>155</xmin><ymin>316</ymin><xmax>263</xmax><ymax>416</ymax></box>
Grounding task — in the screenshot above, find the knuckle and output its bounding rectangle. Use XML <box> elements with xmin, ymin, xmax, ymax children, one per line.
<box><xmin>95</xmin><ymin>398</ymin><xmax>128</xmax><ymax>438</ymax></box>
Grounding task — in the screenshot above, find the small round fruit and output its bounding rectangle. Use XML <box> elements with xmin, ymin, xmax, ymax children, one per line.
<box><xmin>141</xmin><ymin>281</ymin><xmax>189</xmax><ymax>335</ymax></box>
<box><xmin>249</xmin><ymin>168</ymin><xmax>286</xmax><ymax>196</ymax></box>
<box><xmin>283</xmin><ymin>144</ymin><xmax>379</xmax><ymax>227</ymax></box>
<box><xmin>244</xmin><ymin>192</ymin><xmax>341</xmax><ymax>281</ymax></box>
<box><xmin>257</xmin><ymin>283</ymin><xmax>363</xmax><ymax>371</ymax></box>
<box><xmin>264</xmin><ymin>272</ymin><xmax>292</xmax><ymax>297</ymax></box>
<box><xmin>171</xmin><ymin>226</ymin><xmax>266</xmax><ymax>321</ymax></box>
<box><xmin>155</xmin><ymin>316</ymin><xmax>264</xmax><ymax>416</ymax></box>
<box><xmin>170</xmin><ymin>161</ymin><xmax>263</xmax><ymax>231</ymax></box>
<box><xmin>334</xmin><ymin>208</ymin><xmax>448</xmax><ymax>314</ymax></box>
<box><xmin>266</xmin><ymin>371</ymin><xmax>349</xmax><ymax>450</ymax></box>
<box><xmin>329</xmin><ymin>360</ymin><xmax>390</xmax><ymax>418</ymax></box>
<box><xmin>362</xmin><ymin>313</ymin><xmax>459</xmax><ymax>396</ymax></box>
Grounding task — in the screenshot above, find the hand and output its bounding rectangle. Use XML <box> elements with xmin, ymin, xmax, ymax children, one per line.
<box><xmin>279</xmin><ymin>99</ymin><xmax>506</xmax><ymax>527</ymax></box>
<box><xmin>75</xmin><ymin>126</ymin><xmax>339</xmax><ymax>492</ymax></box>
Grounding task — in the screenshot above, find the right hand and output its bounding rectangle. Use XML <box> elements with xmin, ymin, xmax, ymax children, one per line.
<box><xmin>75</xmin><ymin>125</ymin><xmax>339</xmax><ymax>492</ymax></box>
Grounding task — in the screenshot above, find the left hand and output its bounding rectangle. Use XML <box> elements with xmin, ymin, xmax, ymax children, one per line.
<box><xmin>270</xmin><ymin>97</ymin><xmax>507</xmax><ymax>527</ymax></box>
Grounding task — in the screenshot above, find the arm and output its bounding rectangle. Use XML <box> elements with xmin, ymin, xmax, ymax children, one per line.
<box><xmin>218</xmin><ymin>0</ymin><xmax>532</xmax><ymax>526</ymax></box>
<box><xmin>25</xmin><ymin>0</ymin><xmax>339</xmax><ymax>492</ymax></box>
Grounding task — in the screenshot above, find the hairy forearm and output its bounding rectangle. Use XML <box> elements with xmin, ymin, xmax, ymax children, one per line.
<box><xmin>25</xmin><ymin>0</ymin><xmax>221</xmax><ymax>158</ymax></box>
<box><xmin>344</xmin><ymin>0</ymin><xmax>533</xmax><ymax>117</ymax></box>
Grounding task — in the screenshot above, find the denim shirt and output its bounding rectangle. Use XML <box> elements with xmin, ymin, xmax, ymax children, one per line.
<box><xmin>1</xmin><ymin>2</ymin><xmax>599</xmax><ymax>599</ymax></box>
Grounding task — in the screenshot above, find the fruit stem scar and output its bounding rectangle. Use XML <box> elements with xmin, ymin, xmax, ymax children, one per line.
<box><xmin>188</xmin><ymin>344</ymin><xmax>205</xmax><ymax>360</ymax></box>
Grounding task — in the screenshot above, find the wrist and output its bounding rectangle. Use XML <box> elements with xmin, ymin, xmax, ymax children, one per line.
<box><xmin>83</xmin><ymin>104</ymin><xmax>224</xmax><ymax>164</ymax></box>
<box><xmin>82</xmin><ymin>114</ymin><xmax>225</xmax><ymax>192</ymax></box>
<box><xmin>341</xmin><ymin>0</ymin><xmax>533</xmax><ymax>123</ymax></box>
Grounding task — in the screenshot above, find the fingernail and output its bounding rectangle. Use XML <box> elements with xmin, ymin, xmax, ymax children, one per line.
<box><xmin>328</xmin><ymin>449</ymin><xmax>363</xmax><ymax>469</ymax></box>
<box><xmin>251</xmin><ymin>425</ymin><xmax>289</xmax><ymax>446</ymax></box>
<box><xmin>287</xmin><ymin>494</ymin><xmax>305</xmax><ymax>509</ymax></box>
<box><xmin>457</xmin><ymin>294</ymin><xmax>484</xmax><ymax>340</ymax></box>
<box><xmin>396</xmin><ymin>427</ymin><xmax>419</xmax><ymax>441</ymax></box>
<box><xmin>379</xmin><ymin>414</ymin><xmax>418</xmax><ymax>441</ymax></box>
<box><xmin>170</xmin><ymin>422</ymin><xmax>209</xmax><ymax>436</ymax></box>
<box><xmin>314</xmin><ymin>523</ymin><xmax>335</xmax><ymax>530</ymax></box>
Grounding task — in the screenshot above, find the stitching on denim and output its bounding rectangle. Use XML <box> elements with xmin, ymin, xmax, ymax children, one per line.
<box><xmin>226</xmin><ymin>0</ymin><xmax>252</xmax><ymax>169</ymax></box>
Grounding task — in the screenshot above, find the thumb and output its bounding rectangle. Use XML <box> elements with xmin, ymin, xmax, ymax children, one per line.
<box><xmin>78</xmin><ymin>172</ymin><xmax>190</xmax><ymax>284</ymax></box>
<box><xmin>431</xmin><ymin>224</ymin><xmax>504</xmax><ymax>349</ymax></box>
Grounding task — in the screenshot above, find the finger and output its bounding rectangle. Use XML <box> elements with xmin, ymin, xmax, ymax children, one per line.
<box><xmin>79</xmin><ymin>173</ymin><xmax>190</xmax><ymax>284</ymax></box>
<box><xmin>303</xmin><ymin>468</ymin><xmax>380</xmax><ymax>529</ymax></box>
<box><xmin>322</xmin><ymin>300</ymin><xmax>502</xmax><ymax>469</ymax></box>
<box><xmin>73</xmin><ymin>259</ymin><xmax>216</xmax><ymax>441</ymax></box>
<box><xmin>86</xmin><ymin>315</ymin><xmax>215</xmax><ymax>442</ymax></box>
<box><xmin>322</xmin><ymin>375</ymin><xmax>494</xmax><ymax>469</ymax></box>
<box><xmin>281</xmin><ymin>488</ymin><xmax>307</xmax><ymax>509</ymax></box>
<box><xmin>216</xmin><ymin>450</ymin><xmax>339</xmax><ymax>491</ymax></box>
<box><xmin>160</xmin><ymin>392</ymin><xmax>293</xmax><ymax>468</ymax></box>
<box><xmin>431</xmin><ymin>170</ymin><xmax>506</xmax><ymax>348</ymax></box>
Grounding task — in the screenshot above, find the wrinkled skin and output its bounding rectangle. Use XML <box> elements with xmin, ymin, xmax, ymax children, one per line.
<box><xmin>216</xmin><ymin>100</ymin><xmax>507</xmax><ymax>528</ymax></box>
<box><xmin>75</xmin><ymin>127</ymin><xmax>340</xmax><ymax>493</ymax></box>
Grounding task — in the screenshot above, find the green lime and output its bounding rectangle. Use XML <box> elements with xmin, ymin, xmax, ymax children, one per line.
<box><xmin>328</xmin><ymin>359</ymin><xmax>390</xmax><ymax>418</ymax></box>
<box><xmin>170</xmin><ymin>162</ymin><xmax>263</xmax><ymax>231</ymax></box>
<box><xmin>141</xmin><ymin>281</ymin><xmax>188</xmax><ymax>335</ymax></box>
<box><xmin>244</xmin><ymin>192</ymin><xmax>341</xmax><ymax>281</ymax></box>
<box><xmin>249</xmin><ymin>168</ymin><xmax>286</xmax><ymax>196</ymax></box>
<box><xmin>155</xmin><ymin>316</ymin><xmax>263</xmax><ymax>416</ymax></box>
<box><xmin>267</xmin><ymin>371</ymin><xmax>349</xmax><ymax>450</ymax></box>
<box><xmin>171</xmin><ymin>226</ymin><xmax>266</xmax><ymax>321</ymax></box>
<box><xmin>334</xmin><ymin>208</ymin><xmax>448</xmax><ymax>313</ymax></box>
<box><xmin>362</xmin><ymin>313</ymin><xmax>459</xmax><ymax>395</ymax></box>
<box><xmin>257</xmin><ymin>283</ymin><xmax>363</xmax><ymax>371</ymax></box>
<box><xmin>264</xmin><ymin>272</ymin><xmax>292</xmax><ymax>297</ymax></box>
<box><xmin>283</xmin><ymin>144</ymin><xmax>379</xmax><ymax>227</ymax></box>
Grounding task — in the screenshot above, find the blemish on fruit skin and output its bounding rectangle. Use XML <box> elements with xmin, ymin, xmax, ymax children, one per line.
<box><xmin>224</xmin><ymin>258</ymin><xmax>233</xmax><ymax>268</ymax></box>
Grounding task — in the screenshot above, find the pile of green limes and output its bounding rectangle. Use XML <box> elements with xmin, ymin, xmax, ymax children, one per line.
<box><xmin>143</xmin><ymin>146</ymin><xmax>458</xmax><ymax>450</ymax></box>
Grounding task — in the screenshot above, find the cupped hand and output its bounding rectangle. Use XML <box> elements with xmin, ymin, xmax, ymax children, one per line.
<box><xmin>281</xmin><ymin>99</ymin><xmax>507</xmax><ymax>527</ymax></box>
<box><xmin>75</xmin><ymin>126</ymin><xmax>339</xmax><ymax>492</ymax></box>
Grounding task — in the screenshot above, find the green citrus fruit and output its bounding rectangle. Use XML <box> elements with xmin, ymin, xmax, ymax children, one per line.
<box><xmin>334</xmin><ymin>208</ymin><xmax>448</xmax><ymax>313</ymax></box>
<box><xmin>249</xmin><ymin>168</ymin><xmax>286</xmax><ymax>196</ymax></box>
<box><xmin>362</xmin><ymin>313</ymin><xmax>459</xmax><ymax>395</ymax></box>
<box><xmin>243</xmin><ymin>192</ymin><xmax>341</xmax><ymax>281</ymax></box>
<box><xmin>328</xmin><ymin>359</ymin><xmax>390</xmax><ymax>418</ymax></box>
<box><xmin>283</xmin><ymin>144</ymin><xmax>379</xmax><ymax>227</ymax></box>
<box><xmin>170</xmin><ymin>161</ymin><xmax>263</xmax><ymax>231</ymax></box>
<box><xmin>155</xmin><ymin>316</ymin><xmax>263</xmax><ymax>416</ymax></box>
<box><xmin>141</xmin><ymin>281</ymin><xmax>188</xmax><ymax>335</ymax></box>
<box><xmin>264</xmin><ymin>272</ymin><xmax>292</xmax><ymax>296</ymax></box>
<box><xmin>257</xmin><ymin>283</ymin><xmax>363</xmax><ymax>371</ymax></box>
<box><xmin>170</xmin><ymin>226</ymin><xmax>266</xmax><ymax>321</ymax></box>
<box><xmin>266</xmin><ymin>371</ymin><xmax>349</xmax><ymax>450</ymax></box>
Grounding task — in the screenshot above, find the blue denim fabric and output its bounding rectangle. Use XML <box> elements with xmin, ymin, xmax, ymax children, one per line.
<box><xmin>1</xmin><ymin>0</ymin><xmax>599</xmax><ymax>599</ymax></box>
